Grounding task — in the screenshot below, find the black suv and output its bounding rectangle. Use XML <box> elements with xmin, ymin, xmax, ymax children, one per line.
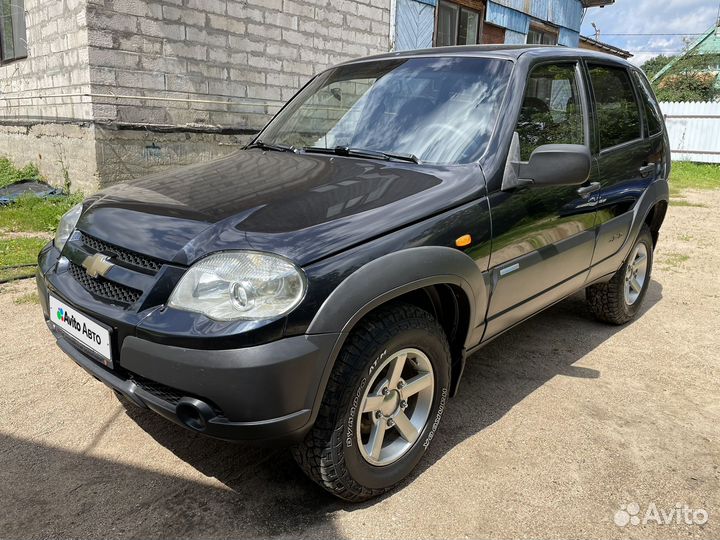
<box><xmin>38</xmin><ymin>46</ymin><xmax>669</xmax><ymax>501</ymax></box>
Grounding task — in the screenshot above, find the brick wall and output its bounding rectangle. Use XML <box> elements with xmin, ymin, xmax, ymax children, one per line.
<box><xmin>0</xmin><ymin>0</ymin><xmax>392</xmax><ymax>192</ymax></box>
<box><xmin>0</xmin><ymin>0</ymin><xmax>92</xmax><ymax>122</ymax></box>
<box><xmin>0</xmin><ymin>0</ymin><xmax>98</xmax><ymax>191</ymax></box>
<box><xmin>85</xmin><ymin>0</ymin><xmax>392</xmax><ymax>131</ymax></box>
<box><xmin>482</xmin><ymin>23</ymin><xmax>506</xmax><ymax>45</ymax></box>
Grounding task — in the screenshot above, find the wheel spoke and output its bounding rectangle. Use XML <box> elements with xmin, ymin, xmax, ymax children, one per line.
<box><xmin>387</xmin><ymin>353</ymin><xmax>407</xmax><ymax>389</ymax></box>
<box><xmin>362</xmin><ymin>394</ymin><xmax>385</xmax><ymax>413</ymax></box>
<box><xmin>393</xmin><ymin>412</ymin><xmax>419</xmax><ymax>443</ymax></box>
<box><xmin>633</xmin><ymin>253</ymin><xmax>647</xmax><ymax>269</ymax></box>
<box><xmin>401</xmin><ymin>372</ymin><xmax>432</xmax><ymax>397</ymax></box>
<box><xmin>367</xmin><ymin>421</ymin><xmax>387</xmax><ymax>460</ymax></box>
<box><xmin>630</xmin><ymin>278</ymin><xmax>642</xmax><ymax>293</ymax></box>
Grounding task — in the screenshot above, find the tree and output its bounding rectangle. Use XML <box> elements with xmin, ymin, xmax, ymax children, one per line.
<box><xmin>641</xmin><ymin>55</ymin><xmax>676</xmax><ymax>80</ymax></box>
<box><xmin>649</xmin><ymin>51</ymin><xmax>720</xmax><ymax>102</ymax></box>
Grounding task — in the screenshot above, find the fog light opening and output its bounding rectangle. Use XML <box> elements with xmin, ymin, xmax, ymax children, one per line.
<box><xmin>176</xmin><ymin>398</ymin><xmax>214</xmax><ymax>432</ymax></box>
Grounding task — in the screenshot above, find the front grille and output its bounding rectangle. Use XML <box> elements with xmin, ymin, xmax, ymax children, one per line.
<box><xmin>69</xmin><ymin>262</ymin><xmax>142</xmax><ymax>305</ymax></box>
<box><xmin>129</xmin><ymin>373</ymin><xmax>224</xmax><ymax>416</ymax></box>
<box><xmin>80</xmin><ymin>232</ymin><xmax>163</xmax><ymax>274</ymax></box>
<box><xmin>130</xmin><ymin>374</ymin><xmax>185</xmax><ymax>406</ymax></box>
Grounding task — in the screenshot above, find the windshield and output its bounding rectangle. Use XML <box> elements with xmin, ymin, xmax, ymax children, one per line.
<box><xmin>258</xmin><ymin>57</ymin><xmax>513</xmax><ymax>164</ymax></box>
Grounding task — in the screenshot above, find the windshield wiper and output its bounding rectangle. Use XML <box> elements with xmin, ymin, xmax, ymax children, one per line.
<box><xmin>247</xmin><ymin>140</ymin><xmax>296</xmax><ymax>153</ymax></box>
<box><xmin>303</xmin><ymin>146</ymin><xmax>421</xmax><ymax>164</ymax></box>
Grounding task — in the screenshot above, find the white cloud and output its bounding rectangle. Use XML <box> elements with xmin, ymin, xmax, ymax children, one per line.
<box><xmin>580</xmin><ymin>0</ymin><xmax>718</xmax><ymax>65</ymax></box>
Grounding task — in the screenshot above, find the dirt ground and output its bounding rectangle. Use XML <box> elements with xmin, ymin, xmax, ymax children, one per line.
<box><xmin>1</xmin><ymin>190</ymin><xmax>718</xmax><ymax>539</ymax></box>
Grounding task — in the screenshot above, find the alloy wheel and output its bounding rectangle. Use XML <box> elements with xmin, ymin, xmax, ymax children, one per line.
<box><xmin>357</xmin><ymin>348</ymin><xmax>435</xmax><ymax>466</ymax></box>
<box><xmin>624</xmin><ymin>242</ymin><xmax>649</xmax><ymax>305</ymax></box>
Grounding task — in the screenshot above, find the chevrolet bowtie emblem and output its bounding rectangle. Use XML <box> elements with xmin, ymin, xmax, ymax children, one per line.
<box><xmin>81</xmin><ymin>253</ymin><xmax>114</xmax><ymax>278</ymax></box>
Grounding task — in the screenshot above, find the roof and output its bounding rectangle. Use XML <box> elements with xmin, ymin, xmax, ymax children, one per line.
<box><xmin>579</xmin><ymin>35</ymin><xmax>633</xmax><ymax>59</ymax></box>
<box><xmin>340</xmin><ymin>44</ymin><xmax>634</xmax><ymax>66</ymax></box>
<box><xmin>652</xmin><ymin>24</ymin><xmax>720</xmax><ymax>82</ymax></box>
<box><xmin>581</xmin><ymin>0</ymin><xmax>615</xmax><ymax>6</ymax></box>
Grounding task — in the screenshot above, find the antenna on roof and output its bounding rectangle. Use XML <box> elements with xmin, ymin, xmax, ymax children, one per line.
<box><xmin>592</xmin><ymin>22</ymin><xmax>600</xmax><ymax>41</ymax></box>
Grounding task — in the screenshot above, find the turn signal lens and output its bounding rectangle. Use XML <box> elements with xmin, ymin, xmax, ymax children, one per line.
<box><xmin>455</xmin><ymin>234</ymin><xmax>472</xmax><ymax>248</ymax></box>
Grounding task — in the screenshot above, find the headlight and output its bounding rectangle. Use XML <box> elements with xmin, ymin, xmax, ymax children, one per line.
<box><xmin>54</xmin><ymin>203</ymin><xmax>83</xmax><ymax>252</ymax></box>
<box><xmin>168</xmin><ymin>251</ymin><xmax>306</xmax><ymax>321</ymax></box>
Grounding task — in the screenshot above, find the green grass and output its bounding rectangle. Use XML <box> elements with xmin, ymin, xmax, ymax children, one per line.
<box><xmin>661</xmin><ymin>252</ymin><xmax>690</xmax><ymax>269</ymax></box>
<box><xmin>0</xmin><ymin>157</ymin><xmax>40</xmax><ymax>188</ymax></box>
<box><xmin>14</xmin><ymin>291</ymin><xmax>39</xmax><ymax>305</ymax></box>
<box><xmin>0</xmin><ymin>193</ymin><xmax>82</xmax><ymax>233</ymax></box>
<box><xmin>0</xmin><ymin>266</ymin><xmax>36</xmax><ymax>282</ymax></box>
<box><xmin>0</xmin><ymin>238</ymin><xmax>47</xmax><ymax>267</ymax></box>
<box><xmin>0</xmin><ymin>237</ymin><xmax>46</xmax><ymax>283</ymax></box>
<box><xmin>670</xmin><ymin>199</ymin><xmax>707</xmax><ymax>208</ymax></box>
<box><xmin>669</xmin><ymin>162</ymin><xmax>720</xmax><ymax>194</ymax></box>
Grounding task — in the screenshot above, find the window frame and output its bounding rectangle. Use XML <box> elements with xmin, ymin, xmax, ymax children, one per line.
<box><xmin>585</xmin><ymin>60</ymin><xmax>645</xmax><ymax>154</ymax></box>
<box><xmin>434</xmin><ymin>0</ymin><xmax>485</xmax><ymax>48</ymax></box>
<box><xmin>513</xmin><ymin>59</ymin><xmax>592</xmax><ymax>160</ymax></box>
<box><xmin>631</xmin><ymin>68</ymin><xmax>664</xmax><ymax>139</ymax></box>
<box><xmin>526</xmin><ymin>22</ymin><xmax>559</xmax><ymax>46</ymax></box>
<box><xmin>0</xmin><ymin>0</ymin><xmax>28</xmax><ymax>65</ymax></box>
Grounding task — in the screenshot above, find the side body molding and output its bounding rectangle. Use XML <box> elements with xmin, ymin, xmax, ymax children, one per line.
<box><xmin>307</xmin><ymin>246</ymin><xmax>487</xmax><ymax>341</ymax></box>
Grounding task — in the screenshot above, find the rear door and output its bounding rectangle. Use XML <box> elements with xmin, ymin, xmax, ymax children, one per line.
<box><xmin>484</xmin><ymin>60</ymin><xmax>598</xmax><ymax>339</ymax></box>
<box><xmin>587</xmin><ymin>62</ymin><xmax>655</xmax><ymax>266</ymax></box>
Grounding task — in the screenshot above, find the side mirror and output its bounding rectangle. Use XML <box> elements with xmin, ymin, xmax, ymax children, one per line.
<box><xmin>517</xmin><ymin>144</ymin><xmax>591</xmax><ymax>187</ymax></box>
<box><xmin>502</xmin><ymin>137</ymin><xmax>591</xmax><ymax>191</ymax></box>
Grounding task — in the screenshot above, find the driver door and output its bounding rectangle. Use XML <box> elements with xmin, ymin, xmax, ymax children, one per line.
<box><xmin>484</xmin><ymin>61</ymin><xmax>599</xmax><ymax>339</ymax></box>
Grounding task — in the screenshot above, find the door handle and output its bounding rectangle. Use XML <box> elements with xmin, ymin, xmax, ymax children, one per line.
<box><xmin>577</xmin><ymin>182</ymin><xmax>601</xmax><ymax>198</ymax></box>
<box><xmin>639</xmin><ymin>162</ymin><xmax>656</xmax><ymax>178</ymax></box>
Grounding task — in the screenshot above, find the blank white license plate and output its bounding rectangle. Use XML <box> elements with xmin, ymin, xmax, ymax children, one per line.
<box><xmin>49</xmin><ymin>295</ymin><xmax>113</xmax><ymax>367</ymax></box>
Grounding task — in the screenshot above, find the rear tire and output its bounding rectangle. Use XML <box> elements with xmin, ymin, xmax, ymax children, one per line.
<box><xmin>292</xmin><ymin>302</ymin><xmax>451</xmax><ymax>502</ymax></box>
<box><xmin>586</xmin><ymin>224</ymin><xmax>654</xmax><ymax>325</ymax></box>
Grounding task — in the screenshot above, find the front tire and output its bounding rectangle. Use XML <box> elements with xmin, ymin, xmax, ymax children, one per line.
<box><xmin>292</xmin><ymin>303</ymin><xmax>451</xmax><ymax>502</ymax></box>
<box><xmin>586</xmin><ymin>224</ymin><xmax>654</xmax><ymax>325</ymax></box>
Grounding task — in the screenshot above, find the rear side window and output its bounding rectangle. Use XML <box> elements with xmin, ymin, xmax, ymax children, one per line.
<box><xmin>588</xmin><ymin>65</ymin><xmax>642</xmax><ymax>150</ymax></box>
<box><xmin>633</xmin><ymin>71</ymin><xmax>663</xmax><ymax>136</ymax></box>
<box><xmin>516</xmin><ymin>63</ymin><xmax>585</xmax><ymax>160</ymax></box>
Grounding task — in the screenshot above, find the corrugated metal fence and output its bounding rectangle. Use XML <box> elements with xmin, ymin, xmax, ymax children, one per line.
<box><xmin>659</xmin><ymin>101</ymin><xmax>720</xmax><ymax>164</ymax></box>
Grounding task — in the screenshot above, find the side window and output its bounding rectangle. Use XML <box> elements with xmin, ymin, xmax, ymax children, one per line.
<box><xmin>633</xmin><ymin>71</ymin><xmax>663</xmax><ymax>136</ymax></box>
<box><xmin>588</xmin><ymin>64</ymin><xmax>642</xmax><ymax>150</ymax></box>
<box><xmin>516</xmin><ymin>63</ymin><xmax>585</xmax><ymax>161</ymax></box>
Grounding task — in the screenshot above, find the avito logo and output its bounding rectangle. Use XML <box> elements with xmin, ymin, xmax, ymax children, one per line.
<box><xmin>56</xmin><ymin>306</ymin><xmax>103</xmax><ymax>346</ymax></box>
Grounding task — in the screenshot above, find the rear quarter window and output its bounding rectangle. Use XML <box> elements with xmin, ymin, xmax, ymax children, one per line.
<box><xmin>633</xmin><ymin>71</ymin><xmax>664</xmax><ymax>137</ymax></box>
<box><xmin>588</xmin><ymin>64</ymin><xmax>642</xmax><ymax>150</ymax></box>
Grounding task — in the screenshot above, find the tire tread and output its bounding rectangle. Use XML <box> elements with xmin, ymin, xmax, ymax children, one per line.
<box><xmin>292</xmin><ymin>302</ymin><xmax>450</xmax><ymax>502</ymax></box>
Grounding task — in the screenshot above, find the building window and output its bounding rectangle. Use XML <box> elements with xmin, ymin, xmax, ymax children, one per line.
<box><xmin>0</xmin><ymin>0</ymin><xmax>27</xmax><ymax>63</ymax></box>
<box><xmin>436</xmin><ymin>0</ymin><xmax>484</xmax><ymax>47</ymax></box>
<box><xmin>527</xmin><ymin>23</ymin><xmax>558</xmax><ymax>45</ymax></box>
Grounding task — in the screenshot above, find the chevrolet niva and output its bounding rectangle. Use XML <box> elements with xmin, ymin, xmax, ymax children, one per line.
<box><xmin>38</xmin><ymin>45</ymin><xmax>669</xmax><ymax>501</ymax></box>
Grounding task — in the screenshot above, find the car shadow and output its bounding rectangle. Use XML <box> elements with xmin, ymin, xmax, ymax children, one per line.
<box><xmin>122</xmin><ymin>280</ymin><xmax>663</xmax><ymax>518</ymax></box>
<box><xmin>409</xmin><ymin>280</ymin><xmax>664</xmax><ymax>488</ymax></box>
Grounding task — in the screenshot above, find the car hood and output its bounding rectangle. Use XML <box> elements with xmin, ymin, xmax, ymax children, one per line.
<box><xmin>78</xmin><ymin>149</ymin><xmax>485</xmax><ymax>266</ymax></box>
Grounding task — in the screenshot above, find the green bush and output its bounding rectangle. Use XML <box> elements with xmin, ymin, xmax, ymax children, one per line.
<box><xmin>0</xmin><ymin>157</ymin><xmax>41</xmax><ymax>189</ymax></box>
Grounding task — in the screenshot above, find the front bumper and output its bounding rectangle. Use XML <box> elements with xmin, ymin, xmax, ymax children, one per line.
<box><xmin>38</xmin><ymin>270</ymin><xmax>338</xmax><ymax>444</ymax></box>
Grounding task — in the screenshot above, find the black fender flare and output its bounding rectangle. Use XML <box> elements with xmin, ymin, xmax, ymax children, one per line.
<box><xmin>306</xmin><ymin>246</ymin><xmax>487</xmax><ymax>422</ymax></box>
<box><xmin>308</xmin><ymin>246</ymin><xmax>486</xmax><ymax>336</ymax></box>
<box><xmin>588</xmin><ymin>177</ymin><xmax>669</xmax><ymax>284</ymax></box>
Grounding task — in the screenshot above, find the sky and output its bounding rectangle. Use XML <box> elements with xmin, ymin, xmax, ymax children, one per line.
<box><xmin>580</xmin><ymin>0</ymin><xmax>720</xmax><ymax>66</ymax></box>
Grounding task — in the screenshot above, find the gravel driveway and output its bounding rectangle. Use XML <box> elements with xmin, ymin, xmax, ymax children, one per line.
<box><xmin>1</xmin><ymin>189</ymin><xmax>718</xmax><ymax>539</ymax></box>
